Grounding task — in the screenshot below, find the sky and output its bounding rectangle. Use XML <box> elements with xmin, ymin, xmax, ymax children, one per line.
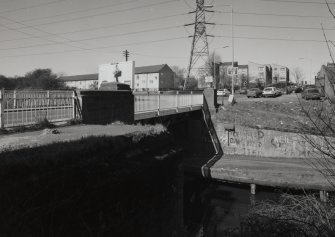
<box><xmin>0</xmin><ymin>0</ymin><xmax>334</xmax><ymax>84</ymax></box>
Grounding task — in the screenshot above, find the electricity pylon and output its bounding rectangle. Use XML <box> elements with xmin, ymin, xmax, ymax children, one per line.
<box><xmin>183</xmin><ymin>0</ymin><xmax>214</xmax><ymax>90</ymax></box>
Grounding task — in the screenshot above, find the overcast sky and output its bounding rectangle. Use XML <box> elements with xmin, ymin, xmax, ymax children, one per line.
<box><xmin>0</xmin><ymin>0</ymin><xmax>334</xmax><ymax>84</ymax></box>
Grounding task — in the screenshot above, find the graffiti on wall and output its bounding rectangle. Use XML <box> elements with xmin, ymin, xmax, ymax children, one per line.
<box><xmin>217</xmin><ymin>125</ymin><xmax>325</xmax><ymax>158</ymax></box>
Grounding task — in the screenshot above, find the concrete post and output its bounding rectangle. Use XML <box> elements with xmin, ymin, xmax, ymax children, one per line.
<box><xmin>320</xmin><ymin>190</ymin><xmax>327</xmax><ymax>203</ymax></box>
<box><xmin>0</xmin><ymin>89</ymin><xmax>4</xmax><ymax>128</ymax></box>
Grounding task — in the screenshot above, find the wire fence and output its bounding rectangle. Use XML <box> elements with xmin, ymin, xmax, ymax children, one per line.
<box><xmin>0</xmin><ymin>90</ymin><xmax>80</xmax><ymax>128</ymax></box>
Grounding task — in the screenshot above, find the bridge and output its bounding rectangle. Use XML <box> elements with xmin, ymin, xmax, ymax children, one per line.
<box><xmin>0</xmin><ymin>89</ymin><xmax>333</xmax><ymax>197</ymax></box>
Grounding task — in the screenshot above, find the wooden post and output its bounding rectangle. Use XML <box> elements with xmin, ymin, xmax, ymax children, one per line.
<box><xmin>0</xmin><ymin>89</ymin><xmax>4</xmax><ymax>128</ymax></box>
<box><xmin>251</xmin><ymin>184</ymin><xmax>256</xmax><ymax>195</ymax></box>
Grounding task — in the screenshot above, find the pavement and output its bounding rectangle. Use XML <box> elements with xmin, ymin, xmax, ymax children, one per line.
<box><xmin>0</xmin><ymin>123</ymin><xmax>166</xmax><ymax>153</ymax></box>
<box><xmin>211</xmin><ymin>154</ymin><xmax>335</xmax><ymax>191</ymax></box>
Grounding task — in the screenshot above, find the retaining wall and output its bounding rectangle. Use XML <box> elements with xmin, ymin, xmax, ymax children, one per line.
<box><xmin>215</xmin><ymin>124</ymin><xmax>329</xmax><ymax>158</ymax></box>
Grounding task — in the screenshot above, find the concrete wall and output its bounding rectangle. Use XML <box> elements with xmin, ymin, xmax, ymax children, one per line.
<box><xmin>81</xmin><ymin>90</ymin><xmax>134</xmax><ymax>125</ymax></box>
<box><xmin>215</xmin><ymin>124</ymin><xmax>327</xmax><ymax>158</ymax></box>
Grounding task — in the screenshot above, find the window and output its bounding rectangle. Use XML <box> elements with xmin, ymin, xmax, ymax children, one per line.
<box><xmin>136</xmin><ymin>83</ymin><xmax>139</xmax><ymax>87</ymax></box>
<box><xmin>274</xmin><ymin>68</ymin><xmax>277</xmax><ymax>71</ymax></box>
<box><xmin>136</xmin><ymin>75</ymin><xmax>139</xmax><ymax>79</ymax></box>
<box><xmin>155</xmin><ymin>76</ymin><xmax>158</xmax><ymax>79</ymax></box>
<box><xmin>258</xmin><ymin>67</ymin><xmax>264</xmax><ymax>71</ymax></box>
<box><xmin>149</xmin><ymin>80</ymin><xmax>153</xmax><ymax>84</ymax></box>
<box><xmin>281</xmin><ymin>68</ymin><xmax>286</xmax><ymax>71</ymax></box>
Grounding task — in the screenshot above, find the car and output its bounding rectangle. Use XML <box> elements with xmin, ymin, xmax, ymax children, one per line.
<box><xmin>301</xmin><ymin>88</ymin><xmax>321</xmax><ymax>100</ymax></box>
<box><xmin>246</xmin><ymin>88</ymin><xmax>262</xmax><ymax>98</ymax></box>
<box><xmin>239</xmin><ymin>88</ymin><xmax>247</xmax><ymax>94</ymax></box>
<box><xmin>262</xmin><ymin>87</ymin><xmax>281</xmax><ymax>97</ymax></box>
<box><xmin>217</xmin><ymin>89</ymin><xmax>231</xmax><ymax>97</ymax></box>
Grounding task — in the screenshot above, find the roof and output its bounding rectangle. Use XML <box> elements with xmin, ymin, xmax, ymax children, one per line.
<box><xmin>60</xmin><ymin>74</ymin><xmax>98</xmax><ymax>82</ymax></box>
<box><xmin>60</xmin><ymin>64</ymin><xmax>170</xmax><ymax>82</ymax></box>
<box><xmin>135</xmin><ymin>64</ymin><xmax>167</xmax><ymax>74</ymax></box>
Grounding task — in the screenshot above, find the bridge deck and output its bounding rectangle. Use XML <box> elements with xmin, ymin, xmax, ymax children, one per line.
<box><xmin>210</xmin><ymin>155</ymin><xmax>335</xmax><ymax>191</ymax></box>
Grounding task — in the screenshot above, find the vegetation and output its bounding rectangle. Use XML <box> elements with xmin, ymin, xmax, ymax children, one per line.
<box><xmin>0</xmin><ymin>68</ymin><xmax>66</xmax><ymax>90</ymax></box>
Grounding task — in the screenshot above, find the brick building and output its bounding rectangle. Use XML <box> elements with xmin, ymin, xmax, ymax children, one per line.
<box><xmin>248</xmin><ymin>61</ymin><xmax>272</xmax><ymax>88</ymax></box>
<box><xmin>60</xmin><ymin>64</ymin><xmax>175</xmax><ymax>91</ymax></box>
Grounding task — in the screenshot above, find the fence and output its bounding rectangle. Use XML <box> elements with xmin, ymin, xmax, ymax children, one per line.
<box><xmin>0</xmin><ymin>90</ymin><xmax>80</xmax><ymax>128</ymax></box>
<box><xmin>134</xmin><ymin>91</ymin><xmax>203</xmax><ymax>114</ymax></box>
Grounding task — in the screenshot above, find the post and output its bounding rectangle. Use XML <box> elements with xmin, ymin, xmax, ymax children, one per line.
<box><xmin>231</xmin><ymin>6</ymin><xmax>234</xmax><ymax>96</ymax></box>
<box><xmin>251</xmin><ymin>184</ymin><xmax>256</xmax><ymax>195</ymax></box>
<box><xmin>13</xmin><ymin>90</ymin><xmax>17</xmax><ymax>109</ymax></box>
<box><xmin>176</xmin><ymin>91</ymin><xmax>179</xmax><ymax>112</ymax></box>
<box><xmin>72</xmin><ymin>90</ymin><xmax>75</xmax><ymax>119</ymax></box>
<box><xmin>157</xmin><ymin>91</ymin><xmax>160</xmax><ymax>116</ymax></box>
<box><xmin>320</xmin><ymin>190</ymin><xmax>327</xmax><ymax>203</ymax></box>
<box><xmin>0</xmin><ymin>89</ymin><xmax>4</xmax><ymax>128</ymax></box>
<box><xmin>213</xmin><ymin>51</ymin><xmax>216</xmax><ymax>89</ymax></box>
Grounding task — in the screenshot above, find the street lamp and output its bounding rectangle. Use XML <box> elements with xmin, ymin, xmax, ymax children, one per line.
<box><xmin>221</xmin><ymin>4</ymin><xmax>235</xmax><ymax>101</ymax></box>
<box><xmin>213</xmin><ymin>46</ymin><xmax>229</xmax><ymax>89</ymax></box>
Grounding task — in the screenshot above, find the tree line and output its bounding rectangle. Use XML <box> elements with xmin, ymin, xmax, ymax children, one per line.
<box><xmin>0</xmin><ymin>68</ymin><xmax>66</xmax><ymax>90</ymax></box>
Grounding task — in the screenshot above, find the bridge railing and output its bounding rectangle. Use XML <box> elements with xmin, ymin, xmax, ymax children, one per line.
<box><xmin>134</xmin><ymin>91</ymin><xmax>203</xmax><ymax>114</ymax></box>
<box><xmin>0</xmin><ymin>90</ymin><xmax>80</xmax><ymax>128</ymax></box>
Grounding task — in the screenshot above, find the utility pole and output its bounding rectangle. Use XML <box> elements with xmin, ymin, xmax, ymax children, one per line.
<box><xmin>123</xmin><ymin>50</ymin><xmax>130</xmax><ymax>61</ymax></box>
<box><xmin>183</xmin><ymin>0</ymin><xmax>214</xmax><ymax>90</ymax></box>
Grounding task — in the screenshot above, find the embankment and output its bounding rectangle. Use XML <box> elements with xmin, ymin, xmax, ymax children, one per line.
<box><xmin>0</xmin><ymin>125</ymin><xmax>184</xmax><ymax>237</ymax></box>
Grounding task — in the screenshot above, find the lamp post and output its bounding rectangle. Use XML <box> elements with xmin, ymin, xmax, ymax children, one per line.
<box><xmin>221</xmin><ymin>4</ymin><xmax>235</xmax><ymax>102</ymax></box>
<box><xmin>213</xmin><ymin>46</ymin><xmax>229</xmax><ymax>89</ymax></box>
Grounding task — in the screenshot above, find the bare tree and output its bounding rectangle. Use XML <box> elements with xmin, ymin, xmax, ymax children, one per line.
<box><xmin>291</xmin><ymin>67</ymin><xmax>304</xmax><ymax>85</ymax></box>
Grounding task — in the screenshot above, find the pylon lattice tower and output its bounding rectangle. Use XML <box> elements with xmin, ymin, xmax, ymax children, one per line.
<box><xmin>184</xmin><ymin>0</ymin><xmax>214</xmax><ymax>90</ymax></box>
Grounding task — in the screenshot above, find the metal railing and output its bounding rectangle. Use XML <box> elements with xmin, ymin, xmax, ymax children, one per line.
<box><xmin>134</xmin><ymin>91</ymin><xmax>203</xmax><ymax>114</ymax></box>
<box><xmin>0</xmin><ymin>90</ymin><xmax>80</xmax><ymax>128</ymax></box>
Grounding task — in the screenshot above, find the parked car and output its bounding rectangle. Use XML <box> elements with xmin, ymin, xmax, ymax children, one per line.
<box><xmin>217</xmin><ymin>89</ymin><xmax>231</xmax><ymax>97</ymax></box>
<box><xmin>301</xmin><ymin>88</ymin><xmax>321</xmax><ymax>100</ymax></box>
<box><xmin>247</xmin><ymin>88</ymin><xmax>263</xmax><ymax>98</ymax></box>
<box><xmin>262</xmin><ymin>87</ymin><xmax>281</xmax><ymax>97</ymax></box>
<box><xmin>239</xmin><ymin>88</ymin><xmax>247</xmax><ymax>94</ymax></box>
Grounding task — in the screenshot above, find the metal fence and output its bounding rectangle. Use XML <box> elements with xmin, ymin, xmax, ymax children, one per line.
<box><xmin>0</xmin><ymin>90</ymin><xmax>79</xmax><ymax>128</ymax></box>
<box><xmin>134</xmin><ymin>91</ymin><xmax>203</xmax><ymax>113</ymax></box>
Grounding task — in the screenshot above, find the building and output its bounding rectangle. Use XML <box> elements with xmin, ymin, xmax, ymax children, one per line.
<box><xmin>218</xmin><ymin>61</ymin><xmax>238</xmax><ymax>89</ymax></box>
<box><xmin>133</xmin><ymin>64</ymin><xmax>174</xmax><ymax>91</ymax></box>
<box><xmin>237</xmin><ymin>65</ymin><xmax>248</xmax><ymax>87</ymax></box>
<box><xmin>271</xmin><ymin>64</ymin><xmax>290</xmax><ymax>84</ymax></box>
<box><xmin>316</xmin><ymin>64</ymin><xmax>335</xmax><ymax>101</ymax></box>
<box><xmin>60</xmin><ymin>64</ymin><xmax>175</xmax><ymax>91</ymax></box>
<box><xmin>248</xmin><ymin>62</ymin><xmax>272</xmax><ymax>88</ymax></box>
<box><xmin>59</xmin><ymin>74</ymin><xmax>98</xmax><ymax>90</ymax></box>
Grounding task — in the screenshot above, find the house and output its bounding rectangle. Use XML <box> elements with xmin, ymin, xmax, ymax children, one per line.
<box><xmin>60</xmin><ymin>74</ymin><xmax>98</xmax><ymax>89</ymax></box>
<box><xmin>316</xmin><ymin>64</ymin><xmax>335</xmax><ymax>101</ymax></box>
<box><xmin>248</xmin><ymin>62</ymin><xmax>272</xmax><ymax>88</ymax></box>
<box><xmin>60</xmin><ymin>64</ymin><xmax>175</xmax><ymax>91</ymax></box>
<box><xmin>271</xmin><ymin>64</ymin><xmax>290</xmax><ymax>84</ymax></box>
<box><xmin>133</xmin><ymin>64</ymin><xmax>174</xmax><ymax>91</ymax></box>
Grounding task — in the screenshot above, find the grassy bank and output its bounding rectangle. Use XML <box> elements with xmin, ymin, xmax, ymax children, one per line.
<box><xmin>0</xmin><ymin>132</ymin><xmax>184</xmax><ymax>237</ymax></box>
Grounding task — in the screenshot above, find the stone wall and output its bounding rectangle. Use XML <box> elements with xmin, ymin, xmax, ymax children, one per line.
<box><xmin>215</xmin><ymin>124</ymin><xmax>329</xmax><ymax>158</ymax></box>
<box><xmin>80</xmin><ymin>90</ymin><xmax>134</xmax><ymax>124</ymax></box>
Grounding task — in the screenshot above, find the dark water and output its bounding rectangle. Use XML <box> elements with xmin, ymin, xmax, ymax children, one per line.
<box><xmin>183</xmin><ymin>173</ymin><xmax>281</xmax><ymax>237</ymax></box>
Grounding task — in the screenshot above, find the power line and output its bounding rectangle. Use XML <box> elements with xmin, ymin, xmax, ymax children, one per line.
<box><xmin>215</xmin><ymin>10</ymin><xmax>334</xmax><ymax>19</ymax></box>
<box><xmin>216</xmin><ymin>23</ymin><xmax>334</xmax><ymax>31</ymax></box>
<box><xmin>0</xmin><ymin>0</ymin><xmax>68</xmax><ymax>14</ymax></box>
<box><xmin>215</xmin><ymin>35</ymin><xmax>327</xmax><ymax>43</ymax></box>
<box><xmin>1</xmin><ymin>0</ymin><xmax>180</xmax><ymax>31</ymax></box>
<box><xmin>259</xmin><ymin>0</ymin><xmax>335</xmax><ymax>4</ymax></box>
<box><xmin>0</xmin><ymin>13</ymin><xmax>188</xmax><ymax>43</ymax></box>
<box><xmin>0</xmin><ymin>25</ymin><xmax>184</xmax><ymax>51</ymax></box>
<box><xmin>12</xmin><ymin>0</ymin><xmax>141</xmax><ymax>25</ymax></box>
<box><xmin>0</xmin><ymin>36</ymin><xmax>188</xmax><ymax>59</ymax></box>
